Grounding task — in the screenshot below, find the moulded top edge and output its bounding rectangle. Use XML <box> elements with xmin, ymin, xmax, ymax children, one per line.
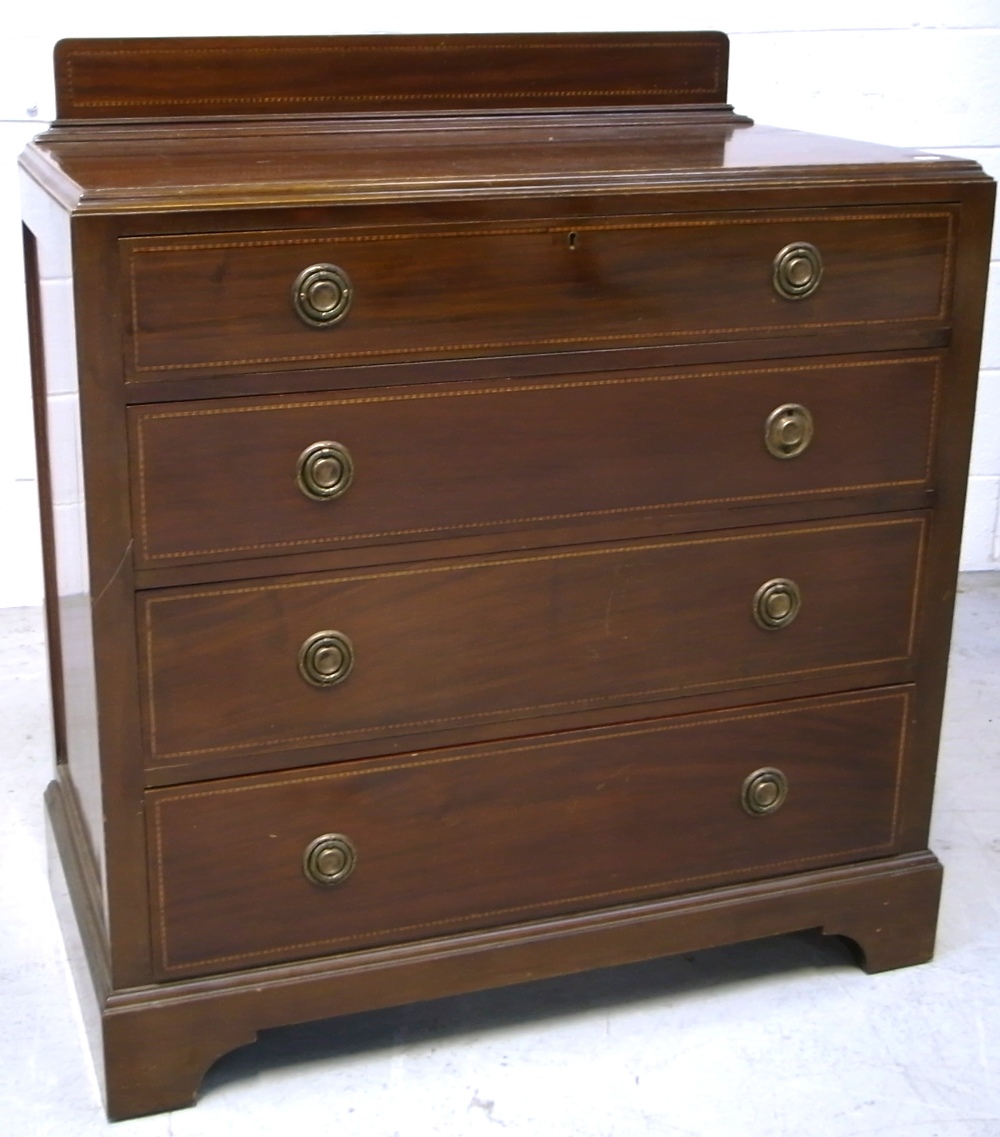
<box><xmin>18</xmin><ymin>120</ymin><xmax>993</xmax><ymax>218</ymax></box>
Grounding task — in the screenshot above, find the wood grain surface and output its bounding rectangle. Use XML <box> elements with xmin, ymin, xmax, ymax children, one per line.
<box><xmin>21</xmin><ymin>31</ymin><xmax>994</xmax><ymax>1120</ymax></box>
<box><xmin>54</xmin><ymin>34</ymin><xmax>730</xmax><ymax>121</ymax></box>
<box><xmin>148</xmin><ymin>688</ymin><xmax>910</xmax><ymax>977</ymax></box>
<box><xmin>129</xmin><ymin>355</ymin><xmax>940</xmax><ymax>566</ymax></box>
<box><xmin>122</xmin><ymin>208</ymin><xmax>953</xmax><ymax>377</ymax></box>
<box><xmin>139</xmin><ymin>515</ymin><xmax>925</xmax><ymax>767</ymax></box>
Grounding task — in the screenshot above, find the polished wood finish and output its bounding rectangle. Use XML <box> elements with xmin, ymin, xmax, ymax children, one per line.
<box><xmin>149</xmin><ymin>689</ymin><xmax>910</xmax><ymax>978</ymax></box>
<box><xmin>50</xmin><ymin>765</ymin><xmax>944</xmax><ymax>1120</ymax></box>
<box><xmin>22</xmin><ymin>33</ymin><xmax>994</xmax><ymax>1120</ymax></box>
<box><xmin>54</xmin><ymin>34</ymin><xmax>731</xmax><ymax>121</ymax></box>
<box><xmin>20</xmin><ymin>123</ymin><xmax>974</xmax><ymax>217</ymax></box>
<box><xmin>130</xmin><ymin>355</ymin><xmax>940</xmax><ymax>566</ymax></box>
<box><xmin>121</xmin><ymin>207</ymin><xmax>952</xmax><ymax>378</ymax></box>
<box><xmin>141</xmin><ymin>516</ymin><xmax>923</xmax><ymax>769</ymax></box>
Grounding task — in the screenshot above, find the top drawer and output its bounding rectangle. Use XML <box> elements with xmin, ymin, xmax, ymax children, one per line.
<box><xmin>121</xmin><ymin>207</ymin><xmax>955</xmax><ymax>380</ymax></box>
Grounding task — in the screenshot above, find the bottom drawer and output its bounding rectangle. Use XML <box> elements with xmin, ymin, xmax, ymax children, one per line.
<box><xmin>148</xmin><ymin>688</ymin><xmax>910</xmax><ymax>978</ymax></box>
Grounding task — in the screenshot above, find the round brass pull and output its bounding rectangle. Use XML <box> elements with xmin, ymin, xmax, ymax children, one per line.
<box><xmin>292</xmin><ymin>263</ymin><xmax>353</xmax><ymax>327</ymax></box>
<box><xmin>772</xmin><ymin>242</ymin><xmax>823</xmax><ymax>300</ymax></box>
<box><xmin>741</xmin><ymin>768</ymin><xmax>789</xmax><ymax>816</ymax></box>
<box><xmin>298</xmin><ymin>630</ymin><xmax>355</xmax><ymax>687</ymax></box>
<box><xmin>303</xmin><ymin>833</ymin><xmax>357</xmax><ymax>886</ymax></box>
<box><xmin>764</xmin><ymin>403</ymin><xmax>813</xmax><ymax>459</ymax></box>
<box><xmin>297</xmin><ymin>441</ymin><xmax>354</xmax><ymax>501</ymax></box>
<box><xmin>753</xmin><ymin>578</ymin><xmax>801</xmax><ymax>630</ymax></box>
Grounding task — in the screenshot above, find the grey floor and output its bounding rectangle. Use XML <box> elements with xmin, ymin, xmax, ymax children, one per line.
<box><xmin>2</xmin><ymin>577</ymin><xmax>1000</xmax><ymax>1135</ymax></box>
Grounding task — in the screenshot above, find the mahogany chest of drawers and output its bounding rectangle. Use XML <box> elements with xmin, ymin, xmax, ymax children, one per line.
<box><xmin>20</xmin><ymin>34</ymin><xmax>994</xmax><ymax>1119</ymax></box>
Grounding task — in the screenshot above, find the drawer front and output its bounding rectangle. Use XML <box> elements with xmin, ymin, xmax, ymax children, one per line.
<box><xmin>122</xmin><ymin>208</ymin><xmax>953</xmax><ymax>378</ymax></box>
<box><xmin>139</xmin><ymin>516</ymin><xmax>923</xmax><ymax>766</ymax></box>
<box><xmin>147</xmin><ymin>688</ymin><xmax>910</xmax><ymax>977</ymax></box>
<box><xmin>130</xmin><ymin>356</ymin><xmax>940</xmax><ymax>566</ymax></box>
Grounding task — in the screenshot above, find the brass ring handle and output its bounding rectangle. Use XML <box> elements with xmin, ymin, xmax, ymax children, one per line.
<box><xmin>297</xmin><ymin>441</ymin><xmax>354</xmax><ymax>501</ymax></box>
<box><xmin>298</xmin><ymin>630</ymin><xmax>355</xmax><ymax>687</ymax></box>
<box><xmin>292</xmin><ymin>263</ymin><xmax>353</xmax><ymax>327</ymax></box>
<box><xmin>303</xmin><ymin>833</ymin><xmax>357</xmax><ymax>886</ymax></box>
<box><xmin>753</xmin><ymin>578</ymin><xmax>801</xmax><ymax>630</ymax></box>
<box><xmin>772</xmin><ymin>242</ymin><xmax>823</xmax><ymax>300</ymax></box>
<box><xmin>764</xmin><ymin>404</ymin><xmax>813</xmax><ymax>459</ymax></box>
<box><xmin>741</xmin><ymin>768</ymin><xmax>789</xmax><ymax>816</ymax></box>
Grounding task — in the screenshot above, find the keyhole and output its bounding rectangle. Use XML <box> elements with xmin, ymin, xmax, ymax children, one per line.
<box><xmin>567</xmin><ymin>231</ymin><xmax>578</xmax><ymax>250</ymax></box>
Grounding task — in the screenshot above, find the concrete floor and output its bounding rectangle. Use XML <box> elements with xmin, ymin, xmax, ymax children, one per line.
<box><xmin>1</xmin><ymin>576</ymin><xmax>999</xmax><ymax>1135</ymax></box>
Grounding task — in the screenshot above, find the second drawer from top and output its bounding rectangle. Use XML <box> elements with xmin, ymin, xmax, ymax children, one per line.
<box><xmin>129</xmin><ymin>355</ymin><xmax>939</xmax><ymax>567</ymax></box>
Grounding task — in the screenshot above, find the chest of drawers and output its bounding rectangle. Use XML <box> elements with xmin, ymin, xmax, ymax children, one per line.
<box><xmin>21</xmin><ymin>34</ymin><xmax>994</xmax><ymax>1119</ymax></box>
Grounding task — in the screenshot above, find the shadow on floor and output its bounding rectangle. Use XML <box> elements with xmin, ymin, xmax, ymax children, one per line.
<box><xmin>202</xmin><ymin>928</ymin><xmax>857</xmax><ymax>1096</ymax></box>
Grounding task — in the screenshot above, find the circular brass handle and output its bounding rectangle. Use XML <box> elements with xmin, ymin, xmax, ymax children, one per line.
<box><xmin>298</xmin><ymin>630</ymin><xmax>355</xmax><ymax>687</ymax></box>
<box><xmin>772</xmin><ymin>242</ymin><xmax>823</xmax><ymax>300</ymax></box>
<box><xmin>292</xmin><ymin>263</ymin><xmax>353</xmax><ymax>327</ymax></box>
<box><xmin>297</xmin><ymin>441</ymin><xmax>354</xmax><ymax>501</ymax></box>
<box><xmin>303</xmin><ymin>833</ymin><xmax>357</xmax><ymax>886</ymax></box>
<box><xmin>753</xmin><ymin>578</ymin><xmax>801</xmax><ymax>630</ymax></box>
<box><xmin>741</xmin><ymin>768</ymin><xmax>789</xmax><ymax>816</ymax></box>
<box><xmin>764</xmin><ymin>403</ymin><xmax>813</xmax><ymax>459</ymax></box>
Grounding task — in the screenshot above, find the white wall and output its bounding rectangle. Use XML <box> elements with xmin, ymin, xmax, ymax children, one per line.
<box><xmin>1</xmin><ymin>4</ymin><xmax>998</xmax><ymax>606</ymax></box>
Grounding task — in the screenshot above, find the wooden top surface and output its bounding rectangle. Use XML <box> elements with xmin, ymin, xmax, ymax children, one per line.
<box><xmin>21</xmin><ymin>119</ymin><xmax>986</xmax><ymax>215</ymax></box>
<box><xmin>22</xmin><ymin>33</ymin><xmax>990</xmax><ymax>214</ymax></box>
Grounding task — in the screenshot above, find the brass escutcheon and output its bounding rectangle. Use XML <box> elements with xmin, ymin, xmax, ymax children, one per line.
<box><xmin>772</xmin><ymin>242</ymin><xmax>823</xmax><ymax>300</ymax></box>
<box><xmin>303</xmin><ymin>833</ymin><xmax>357</xmax><ymax>886</ymax></box>
<box><xmin>297</xmin><ymin>441</ymin><xmax>354</xmax><ymax>501</ymax></box>
<box><xmin>292</xmin><ymin>263</ymin><xmax>353</xmax><ymax>327</ymax></box>
<box><xmin>741</xmin><ymin>767</ymin><xmax>789</xmax><ymax>816</ymax></box>
<box><xmin>753</xmin><ymin>578</ymin><xmax>801</xmax><ymax>630</ymax></box>
<box><xmin>298</xmin><ymin>630</ymin><xmax>355</xmax><ymax>687</ymax></box>
<box><xmin>764</xmin><ymin>403</ymin><xmax>814</xmax><ymax>459</ymax></box>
